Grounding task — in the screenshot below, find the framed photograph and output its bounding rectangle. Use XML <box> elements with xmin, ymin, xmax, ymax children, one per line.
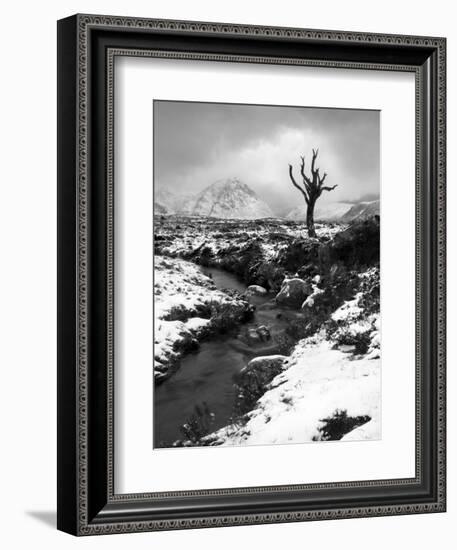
<box><xmin>57</xmin><ymin>14</ymin><xmax>446</xmax><ymax>535</ymax></box>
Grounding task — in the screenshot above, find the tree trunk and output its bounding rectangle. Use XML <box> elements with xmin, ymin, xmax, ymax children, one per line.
<box><xmin>288</xmin><ymin>149</ymin><xmax>337</xmax><ymax>239</ymax></box>
<box><xmin>306</xmin><ymin>200</ymin><xmax>317</xmax><ymax>238</ymax></box>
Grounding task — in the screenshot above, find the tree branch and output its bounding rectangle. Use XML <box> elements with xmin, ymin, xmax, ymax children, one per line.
<box><xmin>320</xmin><ymin>184</ymin><xmax>337</xmax><ymax>192</ymax></box>
<box><xmin>311</xmin><ymin>148</ymin><xmax>319</xmax><ymax>175</ymax></box>
<box><xmin>299</xmin><ymin>156</ymin><xmax>312</xmax><ymax>190</ymax></box>
<box><xmin>288</xmin><ymin>164</ymin><xmax>309</xmax><ymax>203</ymax></box>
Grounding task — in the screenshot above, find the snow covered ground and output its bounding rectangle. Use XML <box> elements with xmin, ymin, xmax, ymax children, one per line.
<box><xmin>154</xmin><ymin>256</ymin><xmax>251</xmax><ymax>382</ymax></box>
<box><xmin>203</xmin><ymin>336</ymin><xmax>380</xmax><ymax>445</ymax></box>
<box><xmin>154</xmin><ymin>215</ymin><xmax>380</xmax><ymax>446</ymax></box>
<box><xmin>201</xmin><ymin>268</ymin><xmax>381</xmax><ymax>446</ymax></box>
<box><xmin>155</xmin><ymin>216</ymin><xmax>345</xmax><ymax>262</ymax></box>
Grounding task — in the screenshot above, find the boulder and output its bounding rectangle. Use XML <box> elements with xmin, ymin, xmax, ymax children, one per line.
<box><xmin>246</xmin><ymin>284</ymin><xmax>268</xmax><ymax>295</ymax></box>
<box><xmin>234</xmin><ymin>355</ymin><xmax>288</xmax><ymax>394</ymax></box>
<box><xmin>244</xmin><ymin>325</ymin><xmax>271</xmax><ymax>345</ymax></box>
<box><xmin>246</xmin><ymin>328</ymin><xmax>261</xmax><ymax>344</ymax></box>
<box><xmin>256</xmin><ymin>325</ymin><xmax>271</xmax><ymax>342</ymax></box>
<box><xmin>275</xmin><ymin>277</ymin><xmax>312</xmax><ymax>308</ymax></box>
<box><xmin>301</xmin><ymin>285</ymin><xmax>325</xmax><ymax>309</ymax></box>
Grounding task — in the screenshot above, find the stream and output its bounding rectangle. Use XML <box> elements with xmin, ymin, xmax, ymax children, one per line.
<box><xmin>153</xmin><ymin>266</ymin><xmax>298</xmax><ymax>448</ymax></box>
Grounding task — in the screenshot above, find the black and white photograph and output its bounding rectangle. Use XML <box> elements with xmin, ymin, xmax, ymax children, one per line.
<box><xmin>153</xmin><ymin>100</ymin><xmax>381</xmax><ymax>449</ymax></box>
<box><xmin>52</xmin><ymin>7</ymin><xmax>446</xmax><ymax>539</ymax></box>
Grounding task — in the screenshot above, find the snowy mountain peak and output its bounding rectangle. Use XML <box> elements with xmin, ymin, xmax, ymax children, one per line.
<box><xmin>201</xmin><ymin>177</ymin><xmax>256</xmax><ymax>198</ymax></box>
<box><xmin>340</xmin><ymin>199</ymin><xmax>380</xmax><ymax>222</ymax></box>
<box><xmin>155</xmin><ymin>178</ymin><xmax>274</xmax><ymax>219</ymax></box>
<box><xmin>192</xmin><ymin>178</ymin><xmax>273</xmax><ymax>219</ymax></box>
<box><xmin>286</xmin><ymin>199</ymin><xmax>380</xmax><ymax>223</ymax></box>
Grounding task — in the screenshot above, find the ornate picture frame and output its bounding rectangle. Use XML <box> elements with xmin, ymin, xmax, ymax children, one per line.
<box><xmin>57</xmin><ymin>14</ymin><xmax>446</xmax><ymax>535</ymax></box>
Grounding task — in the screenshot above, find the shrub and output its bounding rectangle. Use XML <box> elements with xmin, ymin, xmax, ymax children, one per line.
<box><xmin>252</xmin><ymin>261</ymin><xmax>286</xmax><ymax>292</ymax></box>
<box><xmin>333</xmin><ymin>325</ymin><xmax>373</xmax><ymax>354</ymax></box>
<box><xmin>179</xmin><ymin>402</ymin><xmax>215</xmax><ymax>443</ymax></box>
<box><xmin>233</xmin><ymin>383</ymin><xmax>263</xmax><ymax>416</ymax></box>
<box><xmin>313</xmin><ymin>409</ymin><xmax>371</xmax><ymax>441</ymax></box>
<box><xmin>232</xmin><ymin>357</ymin><xmax>285</xmax><ymax>415</ymax></box>
<box><xmin>163</xmin><ymin>303</ymin><xmax>213</xmax><ymax>322</ymax></box>
<box><xmin>196</xmin><ymin>245</ymin><xmax>214</xmax><ymax>266</ymax></box>
<box><xmin>209</xmin><ymin>300</ymin><xmax>254</xmax><ymax>333</ymax></box>
<box><xmin>358</xmin><ymin>267</ymin><xmax>380</xmax><ymax>315</ymax></box>
<box><xmin>277</xmin><ymin>238</ymin><xmax>320</xmax><ymax>273</ymax></box>
<box><xmin>215</xmin><ymin>241</ymin><xmax>264</xmax><ymax>283</ymax></box>
<box><xmin>319</xmin><ymin>217</ymin><xmax>380</xmax><ymax>270</ymax></box>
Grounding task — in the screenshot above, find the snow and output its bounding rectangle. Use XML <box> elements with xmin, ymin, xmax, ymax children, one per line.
<box><xmin>155</xmin><ymin>209</ymin><xmax>381</xmax><ymax>445</ymax></box>
<box><xmin>246</xmin><ymin>354</ymin><xmax>288</xmax><ymax>367</ymax></box>
<box><xmin>157</xmin><ymin>217</ymin><xmax>344</xmax><ymax>264</ymax></box>
<box><xmin>366</xmin><ymin>322</ymin><xmax>381</xmax><ymax>360</ymax></box>
<box><xmin>341</xmin><ymin>199</ymin><xmax>380</xmax><ymax>222</ymax></box>
<box><xmin>185</xmin><ymin>317</ymin><xmax>210</xmax><ymax>331</ymax></box>
<box><xmin>202</xmin><ymin>266</ymin><xmax>381</xmax><ymax>446</ymax></box>
<box><xmin>156</xmin><ymin>178</ymin><xmax>274</xmax><ymax>219</ymax></box>
<box><xmin>261</xmin><ymin>242</ymin><xmax>283</xmax><ymax>260</ymax></box>
<box><xmin>341</xmin><ymin>418</ymin><xmax>381</xmax><ymax>441</ymax></box>
<box><xmin>154</xmin><ymin>320</ymin><xmax>193</xmax><ymax>365</ymax></box>
<box><xmin>208</xmin><ymin>337</ymin><xmax>380</xmax><ymax>446</ymax></box>
<box><xmin>154</xmin><ymin>256</ymin><xmax>248</xmax><ymax>379</ymax></box>
<box><xmin>301</xmin><ymin>283</ymin><xmax>324</xmax><ymax>308</ymax></box>
<box><xmin>286</xmin><ymin>199</ymin><xmax>380</xmax><ymax>223</ymax></box>
<box><xmin>287</xmin><ymin>201</ymin><xmax>353</xmax><ymax>221</ymax></box>
<box><xmin>154</xmin><ymin>188</ymin><xmax>195</xmax><ymax>215</ymax></box>
<box><xmin>331</xmin><ymin>292</ymin><xmax>364</xmax><ymax>322</ymax></box>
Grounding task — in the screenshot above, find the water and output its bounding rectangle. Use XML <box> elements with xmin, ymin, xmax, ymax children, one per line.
<box><xmin>153</xmin><ymin>266</ymin><xmax>297</xmax><ymax>447</ymax></box>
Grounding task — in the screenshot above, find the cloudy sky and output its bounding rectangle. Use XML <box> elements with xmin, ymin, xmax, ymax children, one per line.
<box><xmin>154</xmin><ymin>100</ymin><xmax>380</xmax><ymax>215</ymax></box>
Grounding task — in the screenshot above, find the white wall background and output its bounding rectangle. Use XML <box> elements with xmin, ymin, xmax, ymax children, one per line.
<box><xmin>0</xmin><ymin>0</ymin><xmax>454</xmax><ymax>548</ymax></box>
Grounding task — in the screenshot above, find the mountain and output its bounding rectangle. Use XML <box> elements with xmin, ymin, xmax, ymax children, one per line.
<box><xmin>155</xmin><ymin>178</ymin><xmax>274</xmax><ymax>219</ymax></box>
<box><xmin>154</xmin><ymin>188</ymin><xmax>195</xmax><ymax>215</ymax></box>
<box><xmin>154</xmin><ymin>202</ymin><xmax>168</xmax><ymax>215</ymax></box>
<box><xmin>191</xmin><ymin>178</ymin><xmax>274</xmax><ymax>219</ymax></box>
<box><xmin>340</xmin><ymin>200</ymin><xmax>380</xmax><ymax>222</ymax></box>
<box><xmin>286</xmin><ymin>199</ymin><xmax>380</xmax><ymax>223</ymax></box>
<box><xmin>286</xmin><ymin>202</ymin><xmax>353</xmax><ymax>222</ymax></box>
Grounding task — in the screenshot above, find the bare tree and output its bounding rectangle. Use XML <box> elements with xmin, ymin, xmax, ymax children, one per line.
<box><xmin>288</xmin><ymin>149</ymin><xmax>337</xmax><ymax>238</ymax></box>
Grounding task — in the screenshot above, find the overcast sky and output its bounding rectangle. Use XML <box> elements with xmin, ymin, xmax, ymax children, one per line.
<box><xmin>154</xmin><ymin>101</ymin><xmax>380</xmax><ymax>215</ymax></box>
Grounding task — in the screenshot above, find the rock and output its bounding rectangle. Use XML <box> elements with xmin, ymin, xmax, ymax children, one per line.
<box><xmin>174</xmin><ymin>331</ymin><xmax>200</xmax><ymax>353</ymax></box>
<box><xmin>209</xmin><ymin>300</ymin><xmax>255</xmax><ymax>332</ymax></box>
<box><xmin>234</xmin><ymin>355</ymin><xmax>288</xmax><ymax>400</ymax></box>
<box><xmin>301</xmin><ymin>286</ymin><xmax>325</xmax><ymax>309</ymax></box>
<box><xmin>275</xmin><ymin>277</ymin><xmax>312</xmax><ymax>309</ymax></box>
<box><xmin>246</xmin><ymin>284</ymin><xmax>268</xmax><ymax>295</ymax></box>
<box><xmin>244</xmin><ymin>325</ymin><xmax>271</xmax><ymax>345</ymax></box>
<box><xmin>338</xmin><ymin>344</ymin><xmax>356</xmax><ymax>353</ymax></box>
<box><xmin>245</xmin><ymin>354</ymin><xmax>287</xmax><ymax>372</ymax></box>
<box><xmin>246</xmin><ymin>328</ymin><xmax>261</xmax><ymax>344</ymax></box>
<box><xmin>256</xmin><ymin>325</ymin><xmax>271</xmax><ymax>342</ymax></box>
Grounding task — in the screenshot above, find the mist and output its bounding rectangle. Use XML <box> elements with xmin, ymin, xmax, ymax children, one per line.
<box><xmin>154</xmin><ymin>100</ymin><xmax>380</xmax><ymax>215</ymax></box>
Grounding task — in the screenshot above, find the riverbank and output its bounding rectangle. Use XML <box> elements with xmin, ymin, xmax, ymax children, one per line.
<box><xmin>154</xmin><ymin>216</ymin><xmax>381</xmax><ymax>447</ymax></box>
<box><xmin>200</xmin><ymin>273</ymin><xmax>381</xmax><ymax>446</ymax></box>
<box><xmin>154</xmin><ymin>216</ymin><xmax>345</xmax><ymax>292</ymax></box>
<box><xmin>154</xmin><ymin>261</ymin><xmax>306</xmax><ymax>447</ymax></box>
<box><xmin>203</xmin><ymin>339</ymin><xmax>381</xmax><ymax>446</ymax></box>
<box><xmin>154</xmin><ymin>256</ymin><xmax>254</xmax><ymax>383</ymax></box>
